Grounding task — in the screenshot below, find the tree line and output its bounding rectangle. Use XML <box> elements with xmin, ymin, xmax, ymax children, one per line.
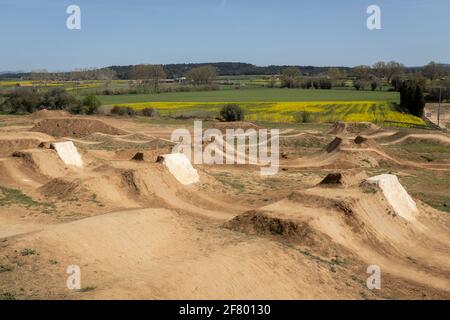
<box><xmin>0</xmin><ymin>87</ymin><xmax>101</xmax><ymax>114</ymax></box>
<box><xmin>2</xmin><ymin>61</ymin><xmax>449</xmax><ymax>82</ymax></box>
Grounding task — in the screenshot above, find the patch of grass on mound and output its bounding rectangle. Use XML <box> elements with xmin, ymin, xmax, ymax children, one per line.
<box><xmin>0</xmin><ymin>186</ymin><xmax>40</xmax><ymax>207</ymax></box>
<box><xmin>211</xmin><ymin>172</ymin><xmax>246</xmax><ymax>192</ymax></box>
<box><xmin>0</xmin><ymin>292</ymin><xmax>16</xmax><ymax>300</ymax></box>
<box><xmin>20</xmin><ymin>248</ymin><xmax>37</xmax><ymax>256</ymax></box>
<box><xmin>0</xmin><ymin>186</ymin><xmax>54</xmax><ymax>209</ymax></box>
<box><xmin>77</xmin><ymin>286</ymin><xmax>96</xmax><ymax>293</ymax></box>
<box><xmin>0</xmin><ymin>265</ymin><xmax>14</xmax><ymax>273</ymax></box>
<box><xmin>386</xmin><ymin>141</ymin><xmax>450</xmax><ymax>162</ymax></box>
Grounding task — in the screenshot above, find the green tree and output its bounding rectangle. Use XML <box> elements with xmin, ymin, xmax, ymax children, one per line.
<box><xmin>1</xmin><ymin>88</ymin><xmax>43</xmax><ymax>113</ymax></box>
<box><xmin>42</xmin><ymin>88</ymin><xmax>80</xmax><ymax>111</ymax></box>
<box><xmin>399</xmin><ymin>80</ymin><xmax>425</xmax><ymax>117</ymax></box>
<box><xmin>371</xmin><ymin>80</ymin><xmax>378</xmax><ymax>91</ymax></box>
<box><xmin>220</xmin><ymin>104</ymin><xmax>244</xmax><ymax>121</ymax></box>
<box><xmin>82</xmin><ymin>95</ymin><xmax>101</xmax><ymax>114</ymax></box>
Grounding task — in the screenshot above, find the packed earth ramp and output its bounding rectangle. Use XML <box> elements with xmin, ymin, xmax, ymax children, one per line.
<box><xmin>30</xmin><ymin>109</ymin><xmax>71</xmax><ymax>120</ymax></box>
<box><xmin>226</xmin><ymin>186</ymin><xmax>450</xmax><ymax>294</ymax></box>
<box><xmin>31</xmin><ymin>118</ymin><xmax>127</xmax><ymax>138</ymax></box>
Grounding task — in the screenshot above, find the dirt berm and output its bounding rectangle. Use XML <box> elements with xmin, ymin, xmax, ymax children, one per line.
<box><xmin>0</xmin><ymin>138</ymin><xmax>42</xmax><ymax>157</ymax></box>
<box><xmin>31</xmin><ymin>118</ymin><xmax>127</xmax><ymax>138</ymax></box>
<box><xmin>30</xmin><ymin>109</ymin><xmax>71</xmax><ymax>120</ymax></box>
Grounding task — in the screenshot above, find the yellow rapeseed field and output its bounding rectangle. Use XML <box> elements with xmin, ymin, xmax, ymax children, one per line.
<box><xmin>113</xmin><ymin>100</ymin><xmax>426</xmax><ymax>126</ymax></box>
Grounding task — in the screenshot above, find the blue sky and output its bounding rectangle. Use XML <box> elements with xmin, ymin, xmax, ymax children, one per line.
<box><xmin>0</xmin><ymin>0</ymin><xmax>449</xmax><ymax>71</ymax></box>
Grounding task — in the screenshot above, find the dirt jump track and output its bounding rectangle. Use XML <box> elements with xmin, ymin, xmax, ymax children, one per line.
<box><xmin>0</xmin><ymin>114</ymin><xmax>450</xmax><ymax>299</ymax></box>
<box><xmin>281</xmin><ymin>132</ymin><xmax>450</xmax><ymax>171</ymax></box>
<box><xmin>31</xmin><ymin>118</ymin><xmax>127</xmax><ymax>138</ymax></box>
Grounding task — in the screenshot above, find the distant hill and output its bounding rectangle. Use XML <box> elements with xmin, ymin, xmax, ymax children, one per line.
<box><xmin>0</xmin><ymin>70</ymin><xmax>25</xmax><ymax>75</ymax></box>
<box><xmin>0</xmin><ymin>62</ymin><xmax>448</xmax><ymax>80</ymax></box>
<box><xmin>0</xmin><ymin>63</ymin><xmax>350</xmax><ymax>80</ymax></box>
<box><xmin>109</xmin><ymin>63</ymin><xmax>350</xmax><ymax>79</ymax></box>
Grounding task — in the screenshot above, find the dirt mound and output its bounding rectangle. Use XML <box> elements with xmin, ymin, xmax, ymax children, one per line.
<box><xmin>30</xmin><ymin>109</ymin><xmax>71</xmax><ymax>120</ymax></box>
<box><xmin>12</xmin><ymin>149</ymin><xmax>67</xmax><ymax>178</ymax></box>
<box><xmin>320</xmin><ymin>173</ymin><xmax>344</xmax><ymax>185</ymax></box>
<box><xmin>346</xmin><ymin>122</ymin><xmax>380</xmax><ymax>134</ymax></box>
<box><xmin>119</xmin><ymin>133</ymin><xmax>156</xmax><ymax>142</ymax></box>
<box><xmin>280</xmin><ymin>132</ymin><xmax>329</xmax><ymax>148</ymax></box>
<box><xmin>287</xmin><ymin>191</ymin><xmax>356</xmax><ymax>215</ymax></box>
<box><xmin>80</xmin><ymin>132</ymin><xmax>171</xmax><ymax>150</ymax></box>
<box><xmin>38</xmin><ymin>170</ymin><xmax>142</xmax><ymax>208</ymax></box>
<box><xmin>0</xmin><ymin>138</ymin><xmax>42</xmax><ymax>157</ymax></box>
<box><xmin>39</xmin><ymin>178</ymin><xmax>87</xmax><ymax>200</ymax></box>
<box><xmin>379</xmin><ymin>131</ymin><xmax>450</xmax><ymax>146</ymax></box>
<box><xmin>31</xmin><ymin>118</ymin><xmax>126</xmax><ymax>138</ymax></box>
<box><xmin>328</xmin><ymin>122</ymin><xmax>381</xmax><ymax>136</ymax></box>
<box><xmin>354</xmin><ymin>136</ymin><xmax>367</xmax><ymax>144</ymax></box>
<box><xmin>325</xmin><ymin>137</ymin><xmax>344</xmax><ymax>153</ymax></box>
<box><xmin>319</xmin><ymin>169</ymin><xmax>368</xmax><ymax>187</ymax></box>
<box><xmin>352</xmin><ymin>136</ymin><xmax>381</xmax><ymax>149</ymax></box>
<box><xmin>224</xmin><ymin>210</ymin><xmax>324</xmax><ymax>247</ymax></box>
<box><xmin>213</xmin><ymin>121</ymin><xmax>260</xmax><ymax>132</ymax></box>
<box><xmin>328</xmin><ymin>122</ymin><xmax>347</xmax><ymax>135</ymax></box>
<box><xmin>111</xmin><ymin>149</ymin><xmax>168</xmax><ymax>162</ymax></box>
<box><xmin>131</xmin><ymin>152</ymin><xmax>145</xmax><ymax>161</ymax></box>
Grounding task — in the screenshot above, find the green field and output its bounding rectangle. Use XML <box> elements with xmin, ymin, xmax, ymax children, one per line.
<box><xmin>98</xmin><ymin>88</ymin><xmax>399</xmax><ymax>105</ymax></box>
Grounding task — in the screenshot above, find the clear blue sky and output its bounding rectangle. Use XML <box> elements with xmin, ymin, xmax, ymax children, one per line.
<box><xmin>1</xmin><ymin>0</ymin><xmax>449</xmax><ymax>71</ymax></box>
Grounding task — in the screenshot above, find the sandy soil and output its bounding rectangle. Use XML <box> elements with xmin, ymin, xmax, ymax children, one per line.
<box><xmin>0</xmin><ymin>112</ymin><xmax>449</xmax><ymax>300</ymax></box>
<box><xmin>425</xmin><ymin>103</ymin><xmax>450</xmax><ymax>129</ymax></box>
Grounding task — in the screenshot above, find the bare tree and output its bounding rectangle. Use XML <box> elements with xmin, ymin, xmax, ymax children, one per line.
<box><xmin>130</xmin><ymin>64</ymin><xmax>166</xmax><ymax>93</ymax></box>
<box><xmin>96</xmin><ymin>68</ymin><xmax>116</xmax><ymax>90</ymax></box>
<box><xmin>280</xmin><ymin>67</ymin><xmax>301</xmax><ymax>88</ymax></box>
<box><xmin>372</xmin><ymin>61</ymin><xmax>387</xmax><ymax>79</ymax></box>
<box><xmin>186</xmin><ymin>65</ymin><xmax>217</xmax><ymax>85</ymax></box>
<box><xmin>352</xmin><ymin>65</ymin><xmax>372</xmax><ymax>81</ymax></box>
<box><xmin>422</xmin><ymin>61</ymin><xmax>446</xmax><ymax>80</ymax></box>
<box><xmin>30</xmin><ymin>69</ymin><xmax>50</xmax><ymax>86</ymax></box>
<box><xmin>385</xmin><ymin>61</ymin><xmax>405</xmax><ymax>82</ymax></box>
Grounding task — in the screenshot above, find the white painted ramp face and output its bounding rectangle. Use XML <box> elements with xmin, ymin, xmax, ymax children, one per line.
<box><xmin>159</xmin><ymin>153</ymin><xmax>199</xmax><ymax>185</ymax></box>
<box><xmin>367</xmin><ymin>174</ymin><xmax>417</xmax><ymax>222</ymax></box>
<box><xmin>51</xmin><ymin>141</ymin><xmax>83</xmax><ymax>168</ymax></box>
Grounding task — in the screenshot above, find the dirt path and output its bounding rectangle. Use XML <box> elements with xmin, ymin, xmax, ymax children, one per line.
<box><xmin>380</xmin><ymin>133</ymin><xmax>450</xmax><ymax>145</ymax></box>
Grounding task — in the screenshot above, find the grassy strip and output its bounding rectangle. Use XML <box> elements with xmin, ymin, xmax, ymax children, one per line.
<box><xmin>0</xmin><ymin>186</ymin><xmax>53</xmax><ymax>208</ymax></box>
<box><xmin>98</xmin><ymin>88</ymin><xmax>400</xmax><ymax>104</ymax></box>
